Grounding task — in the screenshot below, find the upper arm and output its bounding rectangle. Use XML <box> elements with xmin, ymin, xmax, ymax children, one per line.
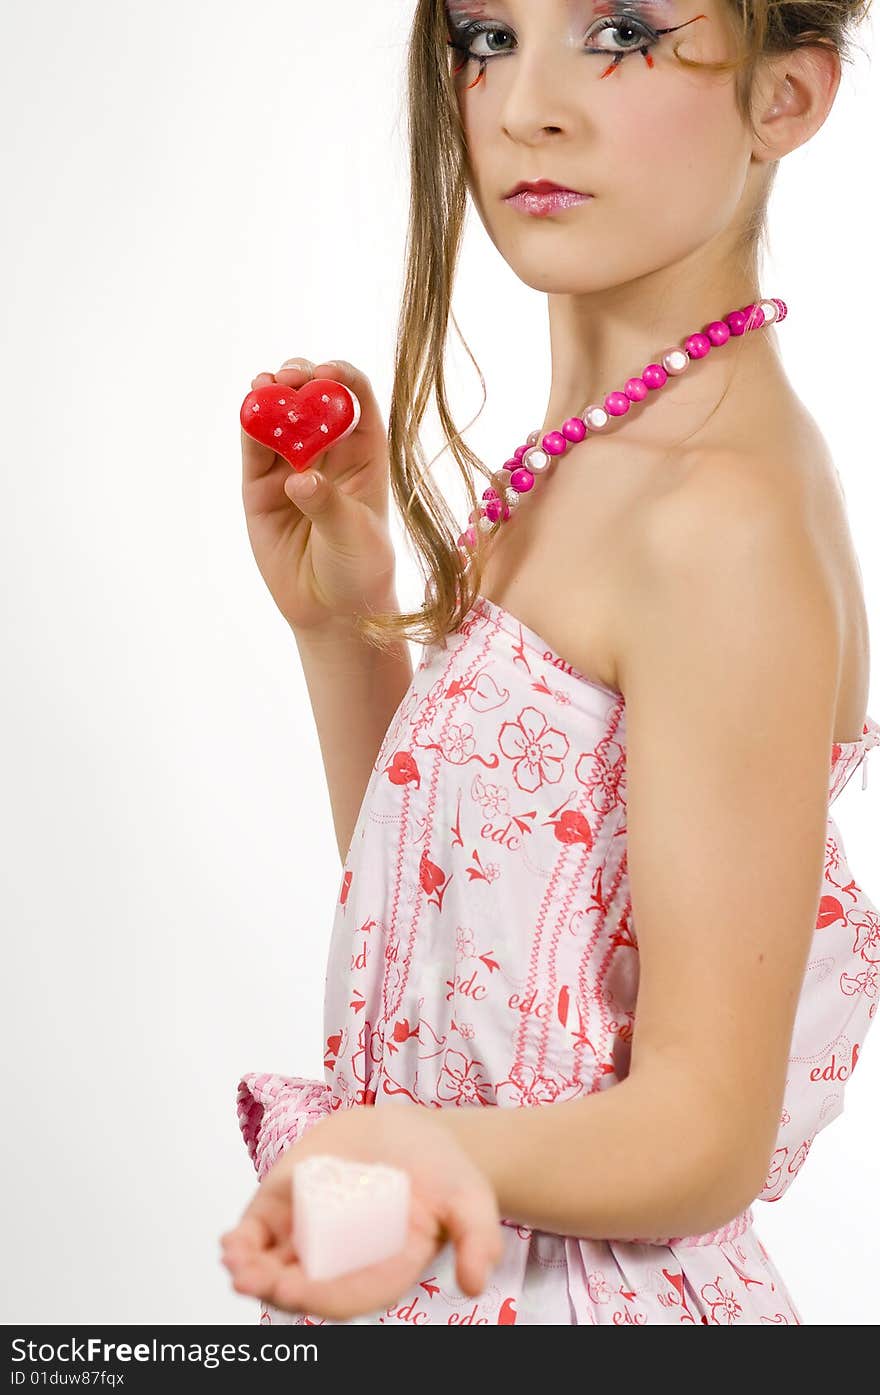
<box><xmin>618</xmin><ymin>457</ymin><xmax>840</xmax><ymax>1201</ymax></box>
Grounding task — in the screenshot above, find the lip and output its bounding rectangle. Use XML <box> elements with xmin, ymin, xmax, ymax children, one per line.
<box><xmin>505</xmin><ymin>179</ymin><xmax>591</xmax><ymax>197</ymax></box>
<box><xmin>504</xmin><ymin>184</ymin><xmax>594</xmax><ymax>217</ymax></box>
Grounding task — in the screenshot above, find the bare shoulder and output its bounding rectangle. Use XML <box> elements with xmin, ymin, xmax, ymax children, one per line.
<box><xmin>635</xmin><ymin>442</ymin><xmax>817</xmax><ymax>568</ymax></box>
<box><xmin>615</xmin><ymin>442</ymin><xmax>842</xmax><ymax>738</ymax></box>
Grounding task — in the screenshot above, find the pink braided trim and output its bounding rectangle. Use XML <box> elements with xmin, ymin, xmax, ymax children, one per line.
<box><xmin>637</xmin><ymin>1204</ymin><xmax>754</xmax><ymax>1248</ymax></box>
<box><xmin>236</xmin><ymin>1072</ymin><xmax>333</xmax><ymax>1183</ymax></box>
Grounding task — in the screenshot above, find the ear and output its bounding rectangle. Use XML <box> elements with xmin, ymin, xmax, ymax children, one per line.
<box><xmin>750</xmin><ymin>44</ymin><xmax>842</xmax><ymax>164</ymax></box>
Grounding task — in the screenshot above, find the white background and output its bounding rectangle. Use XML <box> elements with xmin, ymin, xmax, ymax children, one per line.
<box><xmin>1</xmin><ymin>1</ymin><xmax>877</xmax><ymax>1325</ymax></box>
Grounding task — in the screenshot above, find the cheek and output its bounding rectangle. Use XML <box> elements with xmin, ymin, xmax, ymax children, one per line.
<box><xmin>610</xmin><ymin>82</ymin><xmax>748</xmax><ymax>231</ymax></box>
<box><xmin>458</xmin><ymin>103</ymin><xmax>499</xmax><ymax>214</ymax></box>
<box><xmin>459</xmin><ymin>99</ymin><xmax>490</xmax><ymax>170</ymax></box>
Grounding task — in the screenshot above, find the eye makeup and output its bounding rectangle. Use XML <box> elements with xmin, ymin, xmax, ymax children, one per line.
<box><xmin>445</xmin><ymin>3</ymin><xmax>708</xmax><ymax>87</ymax></box>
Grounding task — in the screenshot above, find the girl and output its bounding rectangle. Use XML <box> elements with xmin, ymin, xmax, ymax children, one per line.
<box><xmin>221</xmin><ymin>0</ymin><xmax>878</xmax><ymax>1325</ymax></box>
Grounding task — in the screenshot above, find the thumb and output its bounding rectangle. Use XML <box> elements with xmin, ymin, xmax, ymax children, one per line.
<box><xmin>284</xmin><ymin>467</ymin><xmax>323</xmax><ymax>506</ymax></box>
<box><xmin>283</xmin><ymin>466</ymin><xmax>369</xmax><ymax>561</ymax></box>
<box><xmin>437</xmin><ymin>1186</ymin><xmax>504</xmax><ymax>1298</ymax></box>
<box><xmin>284</xmin><ymin>468</ymin><xmax>352</xmax><ymax>536</ymax></box>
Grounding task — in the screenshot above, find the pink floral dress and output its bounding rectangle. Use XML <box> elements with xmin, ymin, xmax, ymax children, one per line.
<box><xmin>237</xmin><ymin>594</ymin><xmax>880</xmax><ymax>1326</ymax></box>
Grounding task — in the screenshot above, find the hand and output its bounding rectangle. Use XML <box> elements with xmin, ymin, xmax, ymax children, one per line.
<box><xmin>220</xmin><ymin>1103</ymin><xmax>504</xmax><ymax>1321</ymax></box>
<box><xmin>241</xmin><ymin>357</ymin><xmax>398</xmax><ymax>632</ymax></box>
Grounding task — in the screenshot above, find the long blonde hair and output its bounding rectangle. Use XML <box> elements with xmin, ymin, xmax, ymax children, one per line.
<box><xmin>355</xmin><ymin>0</ymin><xmax>872</xmax><ymax>653</ymax></box>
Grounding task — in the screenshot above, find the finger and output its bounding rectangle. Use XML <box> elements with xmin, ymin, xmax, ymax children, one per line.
<box><xmin>437</xmin><ymin>1187</ymin><xmax>504</xmax><ymax>1298</ymax></box>
<box><xmin>220</xmin><ymin>1213</ymin><xmax>272</xmax><ymax>1260</ymax></box>
<box><xmin>310</xmin><ymin>359</ymin><xmax>384</xmax><ymax>432</ymax></box>
<box><xmin>228</xmin><ymin>1249</ymin><xmax>288</xmax><ymax>1299</ymax></box>
<box><xmin>282</xmin><ymin>467</ymin><xmax>366</xmax><ymax>555</ymax></box>
<box><xmin>221</xmin><ymin>1226</ymin><xmax>291</xmax><ymax>1294</ymax></box>
<box><xmin>226</xmin><ymin>1182</ymin><xmax>294</xmax><ymax>1257</ymax></box>
<box><xmin>275</xmin><ymin>356</ymin><xmax>315</xmax><ymax>383</ymax></box>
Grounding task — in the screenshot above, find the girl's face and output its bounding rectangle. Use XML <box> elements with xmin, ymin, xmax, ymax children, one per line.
<box><xmin>445</xmin><ymin>0</ymin><xmax>761</xmax><ymax>293</ymax></box>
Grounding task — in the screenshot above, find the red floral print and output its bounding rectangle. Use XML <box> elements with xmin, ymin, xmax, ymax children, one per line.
<box><xmin>436</xmin><ymin>1048</ymin><xmax>494</xmax><ymax>1106</ymax></box>
<box><xmin>498</xmin><ymin>705</ymin><xmax>570</xmax><ymax>791</ymax></box>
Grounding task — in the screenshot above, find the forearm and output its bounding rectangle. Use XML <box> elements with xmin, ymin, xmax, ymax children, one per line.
<box><xmin>293</xmin><ymin>600</ymin><xmax>413</xmax><ymax>862</ymax></box>
<box><xmin>434</xmin><ymin>1067</ymin><xmax>758</xmax><ymax>1242</ymax></box>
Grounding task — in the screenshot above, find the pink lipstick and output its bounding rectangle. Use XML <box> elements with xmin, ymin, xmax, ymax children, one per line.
<box><xmin>504</xmin><ymin>179</ymin><xmax>594</xmax><ymax>217</ymax></box>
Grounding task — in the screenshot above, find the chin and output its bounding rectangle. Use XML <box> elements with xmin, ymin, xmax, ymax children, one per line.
<box><xmin>500</xmin><ymin>250</ymin><xmax>624</xmax><ymax>296</ymax></box>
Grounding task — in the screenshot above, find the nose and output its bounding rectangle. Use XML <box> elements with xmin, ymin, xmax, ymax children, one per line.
<box><xmin>496</xmin><ymin>39</ymin><xmax>590</xmax><ymax>144</ymax></box>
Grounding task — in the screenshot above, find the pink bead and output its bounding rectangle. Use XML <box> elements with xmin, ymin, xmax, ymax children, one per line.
<box><xmin>725</xmin><ymin>310</ymin><xmax>747</xmax><ymax>336</ymax></box>
<box><xmin>772</xmin><ymin>298</ymin><xmax>787</xmax><ymax>322</ymax></box>
<box><xmin>503</xmin><ymin>457</ymin><xmax>520</xmax><ymax>471</ymax></box>
<box><xmin>510</xmin><ymin>467</ymin><xmax>535</xmax><ymax>493</ymax></box>
<box><xmin>484</xmin><ymin>496</ymin><xmax>504</xmax><ymax>522</ymax></box>
<box><xmin>684</xmin><ymin>332</ymin><xmax>711</xmax><ymax>359</ymax></box>
<box><xmin>604</xmin><ymin>391</ymin><xmax>630</xmax><ymax>417</ymax></box>
<box><xmin>542</xmin><ymin>431</ymin><xmax>568</xmax><ymax>455</ymax></box>
<box><xmin>705</xmin><ymin>320</ymin><xmax>730</xmax><ymax>347</ymax></box>
<box><xmin>468</xmin><ymin>507</ymin><xmax>482</xmax><ymax>523</ymax></box>
<box><xmin>624</xmin><ymin>377</ymin><xmax>648</xmax><ymax>402</ymax></box>
<box><xmin>456</xmin><ymin>532</ymin><xmax>470</xmax><ymax>550</ymax></box>
<box><xmin>465</xmin><ymin>526</ymin><xmax>476</xmax><ymax>546</ymax></box>
<box><xmin>513</xmin><ymin>444</ymin><xmax>531</xmax><ymax>462</ymax></box>
<box><xmin>741</xmin><ymin>303</ymin><xmax>764</xmax><ymax>331</ymax></box>
<box><xmin>642</xmin><ymin>363</ymin><xmax>667</xmax><ymax>390</ymax></box>
<box><xmin>562</xmin><ymin>416</ymin><xmax>587</xmax><ymax>442</ymax></box>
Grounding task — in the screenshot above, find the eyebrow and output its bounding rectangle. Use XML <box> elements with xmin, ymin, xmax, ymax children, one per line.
<box><xmin>446</xmin><ymin>1</ymin><xmax>490</xmax><ymax>18</ymax></box>
<box><xmin>445</xmin><ymin>0</ymin><xmax>677</xmax><ymax>18</ymax></box>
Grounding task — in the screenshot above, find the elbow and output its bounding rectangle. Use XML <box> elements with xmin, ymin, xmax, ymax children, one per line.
<box><xmin>628</xmin><ymin>1063</ymin><xmax>770</xmax><ymax>1237</ymax></box>
<box><xmin>683</xmin><ymin>1113</ymin><xmax>770</xmax><ymax>1235</ymax></box>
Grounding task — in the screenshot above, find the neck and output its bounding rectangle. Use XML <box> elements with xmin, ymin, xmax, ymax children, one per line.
<box><xmin>538</xmin><ymin>242</ymin><xmax>784</xmax><ymax>446</ymax></box>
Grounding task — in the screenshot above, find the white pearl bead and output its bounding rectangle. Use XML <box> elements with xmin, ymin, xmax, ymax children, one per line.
<box><xmin>522</xmin><ymin>446</ymin><xmax>551</xmax><ymax>474</ymax></box>
<box><xmin>661</xmin><ymin>347</ymin><xmax>689</xmax><ymax>375</ymax></box>
<box><xmin>504</xmin><ymin>487</ymin><xmax>521</xmax><ymax>510</ymax></box>
<box><xmin>526</xmin><ymin>430</ymin><xmax>540</xmax><ymax>446</ymax></box>
<box><xmin>582</xmin><ymin>404</ymin><xmax>609</xmax><ymax>432</ymax></box>
<box><xmin>478</xmin><ymin>514</ymin><xmax>494</xmax><ymax>533</ymax></box>
<box><xmin>758</xmin><ymin>298</ymin><xmax>778</xmax><ymax>324</ymax></box>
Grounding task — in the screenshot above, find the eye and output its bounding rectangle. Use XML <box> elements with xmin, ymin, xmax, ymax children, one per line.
<box><xmin>447</xmin><ymin>21</ymin><xmax>514</xmax><ymax>61</ymax></box>
<box><xmin>583</xmin><ymin>15</ymin><xmax>658</xmax><ymax>53</ymax></box>
<box><xmin>448</xmin><ymin>12</ymin><xmax>661</xmax><ymax>65</ymax></box>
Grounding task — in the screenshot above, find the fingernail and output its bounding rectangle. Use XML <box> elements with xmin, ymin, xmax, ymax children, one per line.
<box><xmin>282</xmin><ymin>358</ymin><xmax>312</xmax><ymax>370</ymax></box>
<box><xmin>289</xmin><ymin>471</ymin><xmax>318</xmax><ymax>498</ymax></box>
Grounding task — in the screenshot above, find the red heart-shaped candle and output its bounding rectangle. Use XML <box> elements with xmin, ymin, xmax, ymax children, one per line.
<box><xmin>240</xmin><ymin>378</ymin><xmax>361</xmax><ymax>471</ymax></box>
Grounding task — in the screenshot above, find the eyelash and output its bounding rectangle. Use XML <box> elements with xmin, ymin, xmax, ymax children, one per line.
<box><xmin>447</xmin><ymin>11</ymin><xmax>680</xmax><ymax>80</ymax></box>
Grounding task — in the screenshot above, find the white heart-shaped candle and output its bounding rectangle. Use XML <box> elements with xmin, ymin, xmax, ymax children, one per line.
<box><xmin>292</xmin><ymin>1154</ymin><xmax>411</xmax><ymax>1282</ymax></box>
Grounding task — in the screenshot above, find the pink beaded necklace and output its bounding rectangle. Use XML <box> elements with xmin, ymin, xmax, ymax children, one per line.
<box><xmin>456</xmin><ymin>297</ymin><xmax>787</xmax><ymax>563</ymax></box>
